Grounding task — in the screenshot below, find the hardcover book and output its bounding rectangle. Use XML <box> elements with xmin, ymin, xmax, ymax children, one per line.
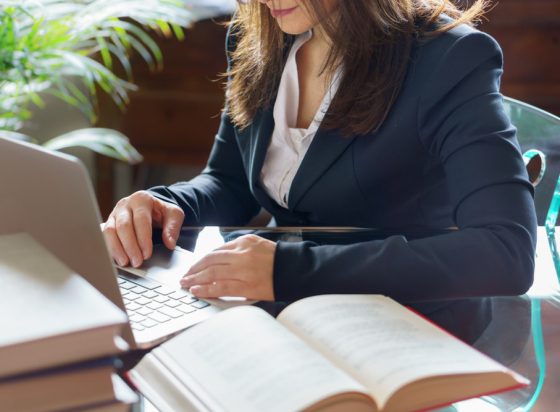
<box><xmin>0</xmin><ymin>233</ymin><xmax>128</xmax><ymax>378</ymax></box>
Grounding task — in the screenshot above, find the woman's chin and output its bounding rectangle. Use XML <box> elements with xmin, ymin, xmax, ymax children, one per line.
<box><xmin>274</xmin><ymin>20</ymin><xmax>314</xmax><ymax>36</ymax></box>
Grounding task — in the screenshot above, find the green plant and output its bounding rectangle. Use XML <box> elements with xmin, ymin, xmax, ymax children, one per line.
<box><xmin>0</xmin><ymin>0</ymin><xmax>194</xmax><ymax>163</ymax></box>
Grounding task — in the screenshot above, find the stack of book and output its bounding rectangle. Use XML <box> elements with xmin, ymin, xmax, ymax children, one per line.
<box><xmin>0</xmin><ymin>233</ymin><xmax>138</xmax><ymax>411</ymax></box>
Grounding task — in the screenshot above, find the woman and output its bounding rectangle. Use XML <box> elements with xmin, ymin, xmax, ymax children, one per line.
<box><xmin>102</xmin><ymin>1</ymin><xmax>536</xmax><ymax>318</ymax></box>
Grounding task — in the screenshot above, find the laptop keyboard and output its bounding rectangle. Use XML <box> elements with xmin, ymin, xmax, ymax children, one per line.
<box><xmin>117</xmin><ymin>275</ymin><xmax>209</xmax><ymax>332</ymax></box>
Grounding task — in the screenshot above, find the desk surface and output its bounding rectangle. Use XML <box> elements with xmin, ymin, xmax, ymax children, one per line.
<box><xmin>137</xmin><ymin>226</ymin><xmax>560</xmax><ymax>412</ymax></box>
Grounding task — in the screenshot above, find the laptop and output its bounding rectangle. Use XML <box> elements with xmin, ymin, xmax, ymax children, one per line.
<box><xmin>0</xmin><ymin>137</ymin><xmax>222</xmax><ymax>348</ymax></box>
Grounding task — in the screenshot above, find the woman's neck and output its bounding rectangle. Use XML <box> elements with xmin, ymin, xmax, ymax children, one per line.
<box><xmin>306</xmin><ymin>25</ymin><xmax>331</xmax><ymax>63</ymax></box>
<box><xmin>296</xmin><ymin>26</ymin><xmax>332</xmax><ymax>80</ymax></box>
<box><xmin>294</xmin><ymin>26</ymin><xmax>335</xmax><ymax>129</ymax></box>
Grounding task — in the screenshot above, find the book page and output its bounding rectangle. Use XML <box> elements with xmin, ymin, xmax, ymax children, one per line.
<box><xmin>278</xmin><ymin>295</ymin><xmax>514</xmax><ymax>409</ymax></box>
<box><xmin>155</xmin><ymin>306</ymin><xmax>372</xmax><ymax>412</ymax></box>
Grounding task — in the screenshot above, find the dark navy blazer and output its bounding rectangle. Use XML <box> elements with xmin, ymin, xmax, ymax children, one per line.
<box><xmin>150</xmin><ymin>22</ymin><xmax>537</xmax><ymax>338</ymax></box>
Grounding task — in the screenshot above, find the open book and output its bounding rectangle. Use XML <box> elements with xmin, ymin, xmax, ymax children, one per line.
<box><xmin>129</xmin><ymin>295</ymin><xmax>528</xmax><ymax>412</ymax></box>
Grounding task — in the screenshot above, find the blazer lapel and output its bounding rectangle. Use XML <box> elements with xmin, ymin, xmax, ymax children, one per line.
<box><xmin>243</xmin><ymin>34</ymin><xmax>358</xmax><ymax>213</ymax></box>
<box><xmin>247</xmin><ymin>36</ymin><xmax>295</xmax><ymax>193</ymax></box>
<box><xmin>247</xmin><ymin>108</ymin><xmax>275</xmax><ymax>195</ymax></box>
<box><xmin>288</xmin><ymin>128</ymin><xmax>357</xmax><ymax>210</ymax></box>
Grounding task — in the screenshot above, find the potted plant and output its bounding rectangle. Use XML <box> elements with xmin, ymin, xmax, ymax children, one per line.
<box><xmin>0</xmin><ymin>0</ymin><xmax>194</xmax><ymax>163</ymax></box>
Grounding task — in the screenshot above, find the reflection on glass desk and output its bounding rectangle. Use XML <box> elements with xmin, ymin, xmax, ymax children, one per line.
<box><xmin>136</xmin><ymin>226</ymin><xmax>560</xmax><ymax>412</ymax></box>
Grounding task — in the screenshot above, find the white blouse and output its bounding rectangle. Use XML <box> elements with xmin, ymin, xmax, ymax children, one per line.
<box><xmin>260</xmin><ymin>31</ymin><xmax>341</xmax><ymax>208</ymax></box>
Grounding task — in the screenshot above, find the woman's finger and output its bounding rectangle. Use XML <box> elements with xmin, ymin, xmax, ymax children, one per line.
<box><xmin>213</xmin><ymin>234</ymin><xmax>260</xmax><ymax>251</ymax></box>
<box><xmin>189</xmin><ymin>280</ymin><xmax>245</xmax><ymax>299</ymax></box>
<box><xmin>132</xmin><ymin>206</ymin><xmax>153</xmax><ymax>260</ymax></box>
<box><xmin>115</xmin><ymin>208</ymin><xmax>144</xmax><ymax>268</ymax></box>
<box><xmin>214</xmin><ymin>240</ymin><xmax>240</xmax><ymax>251</ymax></box>
<box><xmin>102</xmin><ymin>216</ymin><xmax>129</xmax><ymax>266</ymax></box>
<box><xmin>182</xmin><ymin>264</ymin><xmax>236</xmax><ymax>288</ymax></box>
<box><xmin>186</xmin><ymin>250</ymin><xmax>236</xmax><ymax>276</ymax></box>
<box><xmin>160</xmin><ymin>202</ymin><xmax>184</xmax><ymax>249</ymax></box>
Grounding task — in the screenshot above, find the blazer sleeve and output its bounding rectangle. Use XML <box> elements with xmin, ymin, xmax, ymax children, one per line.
<box><xmin>148</xmin><ymin>27</ymin><xmax>261</xmax><ymax>226</ymax></box>
<box><xmin>273</xmin><ymin>31</ymin><xmax>537</xmax><ymax>303</ymax></box>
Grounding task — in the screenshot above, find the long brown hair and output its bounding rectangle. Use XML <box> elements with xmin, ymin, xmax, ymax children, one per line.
<box><xmin>226</xmin><ymin>0</ymin><xmax>488</xmax><ymax>137</ymax></box>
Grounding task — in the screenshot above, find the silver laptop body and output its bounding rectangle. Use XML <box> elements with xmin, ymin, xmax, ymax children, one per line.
<box><xmin>0</xmin><ymin>137</ymin><xmax>221</xmax><ymax>348</ymax></box>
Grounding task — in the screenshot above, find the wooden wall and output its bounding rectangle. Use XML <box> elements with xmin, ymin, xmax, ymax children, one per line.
<box><xmin>479</xmin><ymin>0</ymin><xmax>560</xmax><ymax>115</ymax></box>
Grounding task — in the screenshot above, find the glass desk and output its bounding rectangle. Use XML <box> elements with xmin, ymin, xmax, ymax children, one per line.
<box><xmin>132</xmin><ymin>226</ymin><xmax>560</xmax><ymax>412</ymax></box>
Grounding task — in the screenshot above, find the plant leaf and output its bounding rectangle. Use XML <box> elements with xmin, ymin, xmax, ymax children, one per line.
<box><xmin>0</xmin><ymin>0</ymin><xmax>193</xmax><ymax>131</ymax></box>
<box><xmin>0</xmin><ymin>129</ymin><xmax>34</xmax><ymax>143</ymax></box>
<box><xmin>42</xmin><ymin>128</ymin><xmax>144</xmax><ymax>164</ymax></box>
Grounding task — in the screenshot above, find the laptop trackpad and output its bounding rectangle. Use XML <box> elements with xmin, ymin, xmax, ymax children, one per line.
<box><xmin>119</xmin><ymin>245</ymin><xmax>195</xmax><ymax>288</ymax></box>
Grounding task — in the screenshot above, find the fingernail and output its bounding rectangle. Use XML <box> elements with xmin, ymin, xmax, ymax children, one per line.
<box><xmin>132</xmin><ymin>257</ymin><xmax>142</xmax><ymax>268</ymax></box>
<box><xmin>190</xmin><ymin>286</ymin><xmax>201</xmax><ymax>296</ymax></box>
<box><xmin>181</xmin><ymin>276</ymin><xmax>193</xmax><ymax>287</ymax></box>
<box><xmin>118</xmin><ymin>257</ymin><xmax>127</xmax><ymax>267</ymax></box>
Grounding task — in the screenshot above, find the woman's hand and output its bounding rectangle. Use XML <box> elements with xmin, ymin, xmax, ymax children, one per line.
<box><xmin>102</xmin><ymin>191</ymin><xmax>184</xmax><ymax>268</ymax></box>
<box><xmin>181</xmin><ymin>234</ymin><xmax>276</xmax><ymax>301</ymax></box>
